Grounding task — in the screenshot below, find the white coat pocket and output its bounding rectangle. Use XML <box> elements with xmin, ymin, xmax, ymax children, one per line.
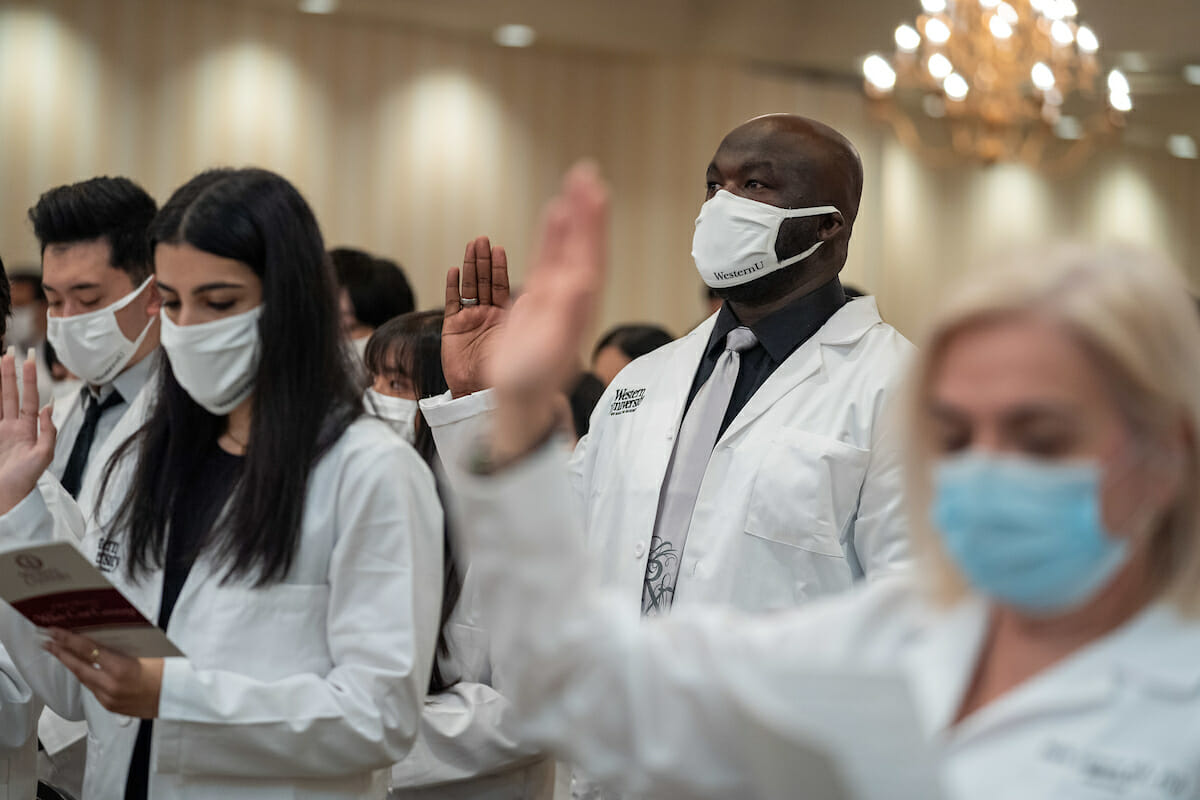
<box><xmin>744</xmin><ymin>429</ymin><xmax>871</xmax><ymax>557</ymax></box>
<box><xmin>196</xmin><ymin>584</ymin><xmax>333</xmax><ymax>681</ymax></box>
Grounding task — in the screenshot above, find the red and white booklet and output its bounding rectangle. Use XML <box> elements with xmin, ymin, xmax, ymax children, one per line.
<box><xmin>0</xmin><ymin>541</ymin><xmax>184</xmax><ymax>658</ymax></box>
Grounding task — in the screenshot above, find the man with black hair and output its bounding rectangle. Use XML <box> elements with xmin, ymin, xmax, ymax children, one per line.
<box><xmin>29</xmin><ymin>176</ymin><xmax>160</xmax><ymax>502</ymax></box>
<box><xmin>0</xmin><ymin>253</ymin><xmax>40</xmax><ymax>800</ymax></box>
<box><xmin>26</xmin><ymin>175</ymin><xmax>160</xmax><ymax>798</ymax></box>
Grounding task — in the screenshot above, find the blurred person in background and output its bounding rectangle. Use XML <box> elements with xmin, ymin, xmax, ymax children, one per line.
<box><xmin>590</xmin><ymin>323</ymin><xmax>674</xmax><ymax>387</ymax></box>
<box><xmin>363</xmin><ymin>309</ymin><xmax>554</xmax><ymax>798</ymax></box>
<box><xmin>332</xmin><ymin>247</ymin><xmax>416</xmax><ymax>364</ymax></box>
<box><xmin>1</xmin><ymin>269</ymin><xmax>54</xmax><ymax>410</ymax></box>
<box><xmin>458</xmin><ymin>166</ymin><xmax>1200</xmax><ymax>799</ymax></box>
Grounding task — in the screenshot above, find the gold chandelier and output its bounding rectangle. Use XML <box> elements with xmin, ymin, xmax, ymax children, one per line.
<box><xmin>861</xmin><ymin>0</ymin><xmax>1132</xmax><ymax>170</ymax></box>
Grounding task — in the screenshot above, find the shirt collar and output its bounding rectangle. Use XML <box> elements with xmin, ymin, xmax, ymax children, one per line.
<box><xmin>706</xmin><ymin>278</ymin><xmax>847</xmax><ymax>364</ymax></box>
<box><xmin>89</xmin><ymin>350</ymin><xmax>156</xmax><ymax>404</ymax></box>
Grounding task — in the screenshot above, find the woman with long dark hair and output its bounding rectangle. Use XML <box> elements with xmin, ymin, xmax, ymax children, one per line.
<box><xmin>0</xmin><ymin>168</ymin><xmax>443</xmax><ymax>800</ymax></box>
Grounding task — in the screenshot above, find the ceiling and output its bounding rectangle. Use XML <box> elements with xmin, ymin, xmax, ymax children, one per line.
<box><xmin>245</xmin><ymin>0</ymin><xmax>1200</xmax><ymax>152</ymax></box>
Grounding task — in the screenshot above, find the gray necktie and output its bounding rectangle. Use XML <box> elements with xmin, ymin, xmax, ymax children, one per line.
<box><xmin>642</xmin><ymin>326</ymin><xmax>758</xmax><ymax>615</ymax></box>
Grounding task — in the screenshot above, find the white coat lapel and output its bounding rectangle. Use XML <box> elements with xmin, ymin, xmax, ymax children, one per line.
<box><xmin>645</xmin><ymin>313</ymin><xmax>720</xmax><ymax>435</ymax></box>
<box><xmin>718</xmin><ymin>298</ymin><xmax>884</xmax><ymax>444</ymax></box>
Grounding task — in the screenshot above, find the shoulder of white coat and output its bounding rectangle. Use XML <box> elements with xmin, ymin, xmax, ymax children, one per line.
<box><xmin>323</xmin><ymin>415</ymin><xmax>434</xmax><ymax>485</ymax></box>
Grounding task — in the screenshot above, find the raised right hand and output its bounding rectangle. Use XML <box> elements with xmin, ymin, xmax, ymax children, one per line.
<box><xmin>441</xmin><ymin>236</ymin><xmax>512</xmax><ymax>398</ymax></box>
<box><xmin>0</xmin><ymin>348</ymin><xmax>56</xmax><ymax>515</ymax></box>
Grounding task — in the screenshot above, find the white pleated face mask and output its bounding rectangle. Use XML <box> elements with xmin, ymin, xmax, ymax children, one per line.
<box><xmin>160</xmin><ymin>306</ymin><xmax>263</xmax><ymax>415</ymax></box>
<box><xmin>364</xmin><ymin>388</ymin><xmax>418</xmax><ymax>444</ymax></box>
<box><xmin>691</xmin><ymin>190</ymin><xmax>840</xmax><ymax>289</ymax></box>
<box><xmin>45</xmin><ymin>276</ymin><xmax>155</xmax><ymax>385</ymax></box>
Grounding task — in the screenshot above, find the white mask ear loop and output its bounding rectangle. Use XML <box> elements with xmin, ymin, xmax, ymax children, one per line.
<box><xmin>770</xmin><ymin>206</ymin><xmax>841</xmax><ymax>268</ymax></box>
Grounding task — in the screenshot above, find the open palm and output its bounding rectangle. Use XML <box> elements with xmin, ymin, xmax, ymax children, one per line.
<box><xmin>0</xmin><ymin>350</ymin><xmax>56</xmax><ymax>514</ymax></box>
<box><xmin>442</xmin><ymin>236</ymin><xmax>512</xmax><ymax>398</ymax></box>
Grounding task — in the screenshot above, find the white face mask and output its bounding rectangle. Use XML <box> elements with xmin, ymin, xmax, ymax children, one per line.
<box><xmin>45</xmin><ymin>276</ymin><xmax>155</xmax><ymax>385</ymax></box>
<box><xmin>364</xmin><ymin>388</ymin><xmax>418</xmax><ymax>444</ymax></box>
<box><xmin>160</xmin><ymin>306</ymin><xmax>263</xmax><ymax>415</ymax></box>
<box><xmin>691</xmin><ymin>190</ymin><xmax>840</xmax><ymax>289</ymax></box>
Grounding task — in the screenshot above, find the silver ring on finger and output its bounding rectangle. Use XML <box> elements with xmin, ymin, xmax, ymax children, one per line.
<box><xmin>460</xmin><ymin>298</ymin><xmax>480</xmax><ymax>307</ymax></box>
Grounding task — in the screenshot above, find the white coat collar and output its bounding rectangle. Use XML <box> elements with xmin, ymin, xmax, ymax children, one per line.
<box><xmin>904</xmin><ymin>596</ymin><xmax>1200</xmax><ymax>746</ymax></box>
<box><xmin>718</xmin><ymin>297</ymin><xmax>885</xmax><ymax>443</ymax></box>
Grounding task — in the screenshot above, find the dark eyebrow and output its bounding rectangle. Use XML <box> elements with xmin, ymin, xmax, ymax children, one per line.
<box><xmin>155</xmin><ymin>281</ymin><xmax>245</xmax><ymax>295</ymax></box>
<box><xmin>738</xmin><ymin>160</ymin><xmax>778</xmax><ymax>174</ymax></box>
<box><xmin>43</xmin><ymin>282</ymin><xmax>103</xmax><ymax>294</ymax></box>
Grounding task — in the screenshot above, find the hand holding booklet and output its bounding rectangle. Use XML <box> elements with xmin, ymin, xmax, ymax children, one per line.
<box><xmin>0</xmin><ymin>540</ymin><xmax>183</xmax><ymax>658</ymax></box>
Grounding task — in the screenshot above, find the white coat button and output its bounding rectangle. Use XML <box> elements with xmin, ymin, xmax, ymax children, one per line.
<box><xmin>634</xmin><ymin>542</ymin><xmax>645</xmax><ymax>558</ymax></box>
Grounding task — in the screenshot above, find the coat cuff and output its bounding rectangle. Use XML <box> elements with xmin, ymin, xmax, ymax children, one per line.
<box><xmin>0</xmin><ymin>485</ymin><xmax>54</xmax><ymax>547</ymax></box>
<box><xmin>419</xmin><ymin>389</ymin><xmax>496</xmax><ymax>428</ymax></box>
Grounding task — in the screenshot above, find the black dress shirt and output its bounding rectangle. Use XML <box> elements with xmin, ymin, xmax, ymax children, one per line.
<box><xmin>686</xmin><ymin>277</ymin><xmax>847</xmax><ymax>437</ymax></box>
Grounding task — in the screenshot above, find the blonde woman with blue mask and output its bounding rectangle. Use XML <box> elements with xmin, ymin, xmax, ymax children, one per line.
<box><xmin>450</xmin><ymin>164</ymin><xmax>1200</xmax><ymax>800</ymax></box>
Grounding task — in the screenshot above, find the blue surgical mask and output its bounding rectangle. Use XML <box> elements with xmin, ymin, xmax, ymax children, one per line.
<box><xmin>932</xmin><ymin>453</ymin><xmax>1130</xmax><ymax>615</ymax></box>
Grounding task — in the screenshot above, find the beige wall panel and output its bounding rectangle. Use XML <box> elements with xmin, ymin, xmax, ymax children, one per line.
<box><xmin>1</xmin><ymin>0</ymin><xmax>1198</xmax><ymax>348</ymax></box>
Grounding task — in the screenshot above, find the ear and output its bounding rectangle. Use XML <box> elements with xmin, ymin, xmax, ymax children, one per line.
<box><xmin>816</xmin><ymin>210</ymin><xmax>846</xmax><ymax>241</ymax></box>
<box><xmin>143</xmin><ymin>277</ymin><xmax>163</xmax><ymax>318</ymax></box>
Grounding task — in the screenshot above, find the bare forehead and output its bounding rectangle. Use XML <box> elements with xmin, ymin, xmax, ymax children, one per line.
<box><xmin>709</xmin><ymin>125</ymin><xmax>820</xmax><ymax>171</ymax></box>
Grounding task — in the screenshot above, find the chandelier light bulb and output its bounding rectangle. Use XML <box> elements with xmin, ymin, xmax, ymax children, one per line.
<box><xmin>925</xmin><ymin>17</ymin><xmax>952</xmax><ymax>44</ymax></box>
<box><xmin>989</xmin><ymin>16</ymin><xmax>1014</xmax><ymax>38</ymax></box>
<box><xmin>944</xmin><ymin>73</ymin><xmax>970</xmax><ymax>100</ymax></box>
<box><xmin>1050</xmin><ymin>20</ymin><xmax>1074</xmax><ymax>45</ymax></box>
<box><xmin>920</xmin><ymin>0</ymin><xmax>947</xmax><ymax>13</ymax></box>
<box><xmin>1031</xmin><ymin>62</ymin><xmax>1056</xmax><ymax>90</ymax></box>
<box><xmin>1029</xmin><ymin>0</ymin><xmax>1047</xmax><ymax>13</ymax></box>
<box><xmin>996</xmin><ymin>2</ymin><xmax>1019</xmax><ymax>24</ymax></box>
<box><xmin>895</xmin><ymin>24</ymin><xmax>922</xmax><ymax>52</ymax></box>
<box><xmin>979</xmin><ymin>0</ymin><xmax>1000</xmax><ymax>8</ymax></box>
<box><xmin>863</xmin><ymin>54</ymin><xmax>898</xmax><ymax>90</ymax></box>
<box><xmin>1057</xmin><ymin>0</ymin><xmax>1078</xmax><ymax>16</ymax></box>
<box><xmin>928</xmin><ymin>53</ymin><xmax>955</xmax><ymax>79</ymax></box>
<box><xmin>1107</xmin><ymin>69</ymin><xmax>1130</xmax><ymax>95</ymax></box>
<box><xmin>1109</xmin><ymin>91</ymin><xmax>1132</xmax><ymax>112</ymax></box>
<box><xmin>1075</xmin><ymin>25</ymin><xmax>1099</xmax><ymax>53</ymax></box>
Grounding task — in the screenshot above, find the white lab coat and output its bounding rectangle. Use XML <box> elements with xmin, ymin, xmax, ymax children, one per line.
<box><xmin>0</xmin><ymin>416</ymin><xmax>444</xmax><ymax>800</ymax></box>
<box><xmin>458</xmin><ymin>443</ymin><xmax>1200</xmax><ymax>800</ymax></box>
<box><xmin>39</xmin><ymin>361</ymin><xmax>160</xmax><ymax>794</ymax></box>
<box><xmin>423</xmin><ymin>297</ymin><xmax>913</xmax><ymax>614</ymax></box>
<box><xmin>0</xmin><ymin>646</ymin><xmax>36</xmax><ymax>800</ymax></box>
<box><xmin>0</xmin><ymin>471</ymin><xmax>90</xmax><ymax>800</ymax></box>
<box><xmin>387</xmin><ymin>565</ymin><xmax>553</xmax><ymax>799</ymax></box>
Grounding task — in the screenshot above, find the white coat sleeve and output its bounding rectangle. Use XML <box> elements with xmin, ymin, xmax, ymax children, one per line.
<box><xmin>419</xmin><ymin>389</ymin><xmax>496</xmax><ymax>492</ymax></box>
<box><xmin>153</xmin><ymin>445</ymin><xmax>444</xmax><ymax>779</ymax></box>
<box><xmin>0</xmin><ymin>644</ymin><xmax>37</xmax><ymax>749</ymax></box>
<box><xmin>388</xmin><ymin>582</ymin><xmax>542</xmax><ymax>788</ymax></box>
<box><xmin>847</xmin><ymin>359</ymin><xmax>913</xmax><ymax>579</ymax></box>
<box><xmin>0</xmin><ymin>485</ymin><xmax>91</xmax><ymax>724</ymax></box>
<box><xmin>389</xmin><ymin>682</ymin><xmax>539</xmax><ymax>788</ymax></box>
<box><xmin>458</xmin><ymin>443</ymin><xmax>915</xmax><ymax>799</ymax></box>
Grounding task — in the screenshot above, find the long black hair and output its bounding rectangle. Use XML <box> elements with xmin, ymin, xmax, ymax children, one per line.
<box><xmin>363</xmin><ymin>309</ymin><xmax>460</xmax><ymax>692</ymax></box>
<box><xmin>101</xmin><ymin>168</ymin><xmax>362</xmax><ymax>585</ymax></box>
